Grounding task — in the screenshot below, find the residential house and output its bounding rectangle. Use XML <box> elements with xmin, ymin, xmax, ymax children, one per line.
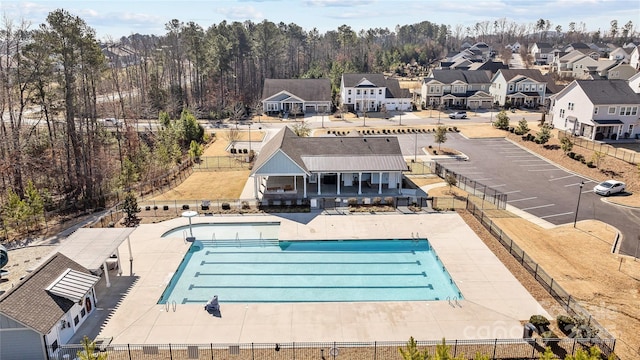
<box><xmin>564</xmin><ymin>42</ymin><xmax>592</xmax><ymax>52</ymax></box>
<box><xmin>0</xmin><ymin>253</ymin><xmax>100</xmax><ymax>360</ymax></box>
<box><xmin>630</xmin><ymin>46</ymin><xmax>640</xmax><ymax>70</ymax></box>
<box><xmin>604</xmin><ymin>63</ymin><xmax>638</xmax><ymax>80</ymax></box>
<box><xmin>529</xmin><ymin>42</ymin><xmax>554</xmax><ymax>65</ymax></box>
<box><xmin>101</xmin><ymin>43</ymin><xmax>140</xmax><ymax>68</ymax></box>
<box><xmin>551</xmin><ymin>49</ymin><xmax>601</xmax><ymax>77</ymax></box>
<box><xmin>588</xmin><ymin>42</ymin><xmax>610</xmax><ymax>55</ymax></box>
<box><xmin>571</xmin><ymin>56</ymin><xmax>600</xmax><ymax>79</ymax></box>
<box><xmin>489</xmin><ymin>69</ymin><xmax>557</xmax><ymax>108</ymax></box>
<box><xmin>506</xmin><ymin>42</ymin><xmax>521</xmax><ymax>53</ymax></box>
<box><xmin>608</xmin><ymin>47</ymin><xmax>632</xmax><ymax>63</ymax></box>
<box><xmin>261</xmin><ymin>78</ymin><xmax>331</xmax><ymax>115</ymax></box>
<box><xmin>340</xmin><ymin>74</ymin><xmax>411</xmax><ymax>112</ymax></box>
<box><xmin>249</xmin><ymin>127</ymin><xmax>408</xmax><ymax>199</ymax></box>
<box><xmin>467</xmin><ymin>60</ymin><xmax>509</xmax><ymax>75</ymax></box>
<box><xmin>628</xmin><ymin>71</ymin><xmax>640</xmax><ymax>94</ymax></box>
<box><xmin>549</xmin><ymin>80</ymin><xmax>640</xmax><ymax>140</ymax></box>
<box><xmin>420</xmin><ymin>69</ymin><xmax>493</xmax><ymax>109</ymax></box>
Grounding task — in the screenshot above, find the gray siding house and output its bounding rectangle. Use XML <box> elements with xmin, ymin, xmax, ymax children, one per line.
<box><xmin>261</xmin><ymin>78</ymin><xmax>332</xmax><ymax>115</ymax></box>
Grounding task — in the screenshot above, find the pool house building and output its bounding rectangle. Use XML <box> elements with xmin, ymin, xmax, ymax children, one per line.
<box><xmin>250</xmin><ymin>127</ymin><xmax>408</xmax><ymax>199</ymax></box>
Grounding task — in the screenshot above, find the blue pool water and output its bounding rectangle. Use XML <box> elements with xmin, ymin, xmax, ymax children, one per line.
<box><xmin>159</xmin><ymin>224</ymin><xmax>462</xmax><ymax>304</ymax></box>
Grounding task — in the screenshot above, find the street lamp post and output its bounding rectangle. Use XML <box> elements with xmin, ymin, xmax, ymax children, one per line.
<box><xmin>248</xmin><ymin>123</ymin><xmax>251</xmax><ymax>154</ymax></box>
<box><xmin>414</xmin><ymin>131</ymin><xmax>418</xmax><ymax>162</ymax></box>
<box><xmin>573</xmin><ymin>181</ymin><xmax>584</xmax><ymax>228</ymax></box>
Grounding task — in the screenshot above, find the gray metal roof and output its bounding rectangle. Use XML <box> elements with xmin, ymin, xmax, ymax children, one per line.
<box><xmin>429</xmin><ymin>69</ymin><xmax>491</xmax><ymax>84</ymax></box>
<box><xmin>46</xmin><ymin>269</ymin><xmax>99</xmax><ymax>303</ymax></box>
<box><xmin>301</xmin><ymin>155</ymin><xmax>407</xmax><ymax>172</ymax></box>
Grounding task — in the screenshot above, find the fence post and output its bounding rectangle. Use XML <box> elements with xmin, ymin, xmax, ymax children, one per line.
<box><xmin>453</xmin><ymin>339</ymin><xmax>458</xmax><ymax>357</ymax></box>
<box><xmin>492</xmin><ymin>338</ymin><xmax>497</xmax><ymax>359</ymax></box>
<box><xmin>127</xmin><ymin>343</ymin><xmax>132</xmax><ymax>360</ymax></box>
<box><xmin>374</xmin><ymin>341</ymin><xmax>377</xmax><ymax>360</ymax></box>
<box><xmin>252</xmin><ymin>342</ymin><xmax>254</xmax><ymax>360</ymax></box>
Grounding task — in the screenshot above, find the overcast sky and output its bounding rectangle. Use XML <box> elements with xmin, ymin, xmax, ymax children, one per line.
<box><xmin>1</xmin><ymin>0</ymin><xmax>638</xmax><ymax>41</ymax></box>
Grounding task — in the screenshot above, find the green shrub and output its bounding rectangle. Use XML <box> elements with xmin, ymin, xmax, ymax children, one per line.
<box><xmin>567</xmin><ymin>152</ymin><xmax>575</xmax><ymax>159</ymax></box>
<box><xmin>557</xmin><ymin>315</ymin><xmax>576</xmax><ymax>335</ymax></box>
<box><xmin>586</xmin><ymin>161</ymin><xmax>595</xmax><ymax>168</ymax></box>
<box><xmin>372</xmin><ymin>197</ymin><xmax>382</xmax><ymax>205</ymax></box>
<box><xmin>574</xmin><ymin>154</ymin><xmax>584</xmax><ymax>162</ymax></box>
<box><xmin>221</xmin><ymin>202</ymin><xmax>231</xmax><ymax>210</ymax></box>
<box><xmin>530</xmin><ymin>315</ymin><xmax>550</xmax><ymax>332</ymax></box>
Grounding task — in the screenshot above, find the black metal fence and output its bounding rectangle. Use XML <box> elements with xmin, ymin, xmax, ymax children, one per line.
<box><xmin>50</xmin><ymin>338</ymin><xmax>616</xmax><ymax>360</ymax></box>
<box><xmin>558</xmin><ymin>130</ymin><xmax>638</xmax><ymax>164</ymax></box>
<box><xmin>193</xmin><ymin>156</ymin><xmax>253</xmax><ymax>171</ymax></box>
<box><xmin>465</xmin><ymin>200</ymin><xmax>617</xmax><ymax>358</ymax></box>
<box><xmin>434</xmin><ymin>162</ymin><xmax>508</xmax><ymax>209</ymax></box>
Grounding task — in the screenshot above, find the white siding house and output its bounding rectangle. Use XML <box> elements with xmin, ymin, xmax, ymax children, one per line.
<box><xmin>489</xmin><ymin>69</ymin><xmax>553</xmax><ymax>107</ymax></box>
<box><xmin>549</xmin><ymin>80</ymin><xmax>640</xmax><ymax>140</ymax></box>
<box><xmin>340</xmin><ymin>74</ymin><xmax>411</xmax><ymax>112</ymax></box>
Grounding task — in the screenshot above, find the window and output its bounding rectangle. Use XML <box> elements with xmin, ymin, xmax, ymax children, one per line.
<box><xmin>347</xmin><ymin>98</ymin><xmax>351</xmax><ymax>103</ymax></box>
<box><xmin>629</xmin><ymin>124</ymin><xmax>635</xmax><ymax>134</ymax></box>
<box><xmin>631</xmin><ymin>107</ymin><xmax>638</xmax><ymax>116</ymax></box>
<box><xmin>51</xmin><ymin>340</ymin><xmax>59</xmax><ymax>352</ymax></box>
<box><xmin>370</xmin><ymin>89</ymin><xmax>374</xmax><ymax>95</ymax></box>
<box><xmin>74</xmin><ymin>315</ymin><xmax>79</xmax><ymax>326</ymax></box>
<box><xmin>539</xmin><ymin>85</ymin><xmax>544</xmax><ymax>91</ymax></box>
<box><xmin>594</xmin><ymin>107</ymin><xmax>599</xmax><ymax>115</ymax></box>
<box><xmin>560</xmin><ymin>109</ymin><xmax>565</xmax><ymax>118</ymax></box>
<box><xmin>429</xmin><ymin>86</ymin><xmax>434</xmax><ymax>92</ymax></box>
<box><xmin>356</xmin><ymin>89</ymin><xmax>360</xmax><ymax>95</ymax></box>
<box><xmin>568</xmin><ymin>102</ymin><xmax>574</xmax><ymax>110</ymax></box>
<box><xmin>81</xmin><ymin>308</ymin><xmax>86</xmax><ymax>317</ymax></box>
<box><xmin>620</xmin><ymin>107</ymin><xmax>632</xmax><ymax>115</ymax></box>
<box><xmin>378</xmin><ymin>89</ymin><xmax>382</xmax><ymax>95</ymax></box>
<box><xmin>347</xmin><ymin>89</ymin><xmax>351</xmax><ymax>95</ymax></box>
<box><xmin>608</xmin><ymin>106</ymin><xmax>616</xmax><ymax>114</ymax></box>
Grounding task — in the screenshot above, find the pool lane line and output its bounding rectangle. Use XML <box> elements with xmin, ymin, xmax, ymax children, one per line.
<box><xmin>194</xmin><ymin>272</ymin><xmax>429</xmax><ymax>277</ymax></box>
<box><xmin>199</xmin><ymin>260</ymin><xmax>422</xmax><ymax>265</ymax></box>
<box><xmin>188</xmin><ymin>284</ymin><xmax>435</xmax><ymax>289</ymax></box>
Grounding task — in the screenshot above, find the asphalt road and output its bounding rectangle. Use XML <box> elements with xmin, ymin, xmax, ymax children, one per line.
<box><xmin>396</xmin><ymin>133</ymin><xmax>640</xmax><ymax>257</ymax></box>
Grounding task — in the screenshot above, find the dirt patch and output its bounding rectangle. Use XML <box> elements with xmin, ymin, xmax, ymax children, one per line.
<box><xmin>405</xmin><ymin>175</ymin><xmax>443</xmax><ymax>188</ymax></box>
<box><xmin>456</xmin><ymin>124</ymin><xmax>509</xmax><ymax>138</ymax></box>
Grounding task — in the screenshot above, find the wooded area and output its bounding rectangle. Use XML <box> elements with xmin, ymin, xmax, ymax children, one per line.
<box><xmin>0</xmin><ymin>8</ymin><xmax>636</xmax><ymax>240</ymax></box>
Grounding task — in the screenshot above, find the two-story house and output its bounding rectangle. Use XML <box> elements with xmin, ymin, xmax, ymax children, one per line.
<box><xmin>571</xmin><ymin>56</ymin><xmax>600</xmax><ymax>79</ymax></box>
<box><xmin>630</xmin><ymin>46</ymin><xmax>640</xmax><ymax>70</ymax></box>
<box><xmin>608</xmin><ymin>47</ymin><xmax>632</xmax><ymax>62</ymax></box>
<box><xmin>549</xmin><ymin>80</ymin><xmax>640</xmax><ymax>140</ymax></box>
<box><xmin>340</xmin><ymin>74</ymin><xmax>411</xmax><ymax>112</ymax></box>
<box><xmin>489</xmin><ymin>69</ymin><xmax>557</xmax><ymax>108</ymax></box>
<box><xmin>420</xmin><ymin>70</ymin><xmax>493</xmax><ymax>109</ymax></box>
<box><xmin>529</xmin><ymin>42</ymin><xmax>554</xmax><ymax>65</ymax></box>
<box><xmin>550</xmin><ymin>49</ymin><xmax>601</xmax><ymax>77</ymax></box>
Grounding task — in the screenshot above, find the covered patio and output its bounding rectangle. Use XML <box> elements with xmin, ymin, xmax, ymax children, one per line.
<box><xmin>52</xmin><ymin>228</ymin><xmax>136</xmax><ymax>287</ymax></box>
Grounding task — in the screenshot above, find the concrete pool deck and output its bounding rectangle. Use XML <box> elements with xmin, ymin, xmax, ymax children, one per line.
<box><xmin>81</xmin><ymin>212</ymin><xmax>548</xmax><ymax>344</ymax></box>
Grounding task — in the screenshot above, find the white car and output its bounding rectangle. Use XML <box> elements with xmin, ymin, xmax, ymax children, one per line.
<box><xmin>593</xmin><ymin>180</ymin><xmax>626</xmax><ymax>196</ymax></box>
<box><xmin>101</xmin><ymin>118</ymin><xmax>123</xmax><ymax>127</ymax></box>
<box><xmin>448</xmin><ymin>111</ymin><xmax>467</xmax><ymax>119</ymax></box>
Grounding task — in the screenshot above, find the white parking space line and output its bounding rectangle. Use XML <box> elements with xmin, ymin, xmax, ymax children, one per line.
<box><xmin>512</xmin><ymin>159</ymin><xmax>547</xmax><ymax>162</ymax></box>
<box><xmin>540</xmin><ymin>212</ymin><xmax>574</xmax><ymax>219</ymax></box>
<box><xmin>528</xmin><ymin>168</ymin><xmax>566</xmax><ymax>172</ymax></box>
<box><xmin>503</xmin><ymin>190</ymin><xmax>522</xmax><ymax>194</ymax></box>
<box><xmin>564</xmin><ymin>182</ymin><xmax>585</xmax><ymax>187</ymax></box>
<box><xmin>506</xmin><ymin>155</ymin><xmax>536</xmax><ymax>158</ymax></box>
<box><xmin>521</xmin><ymin>204</ymin><xmax>555</xmax><ymax>211</ymax></box>
<box><xmin>490</xmin><ymin>184</ymin><xmax>507</xmax><ymax>187</ymax></box>
<box><xmin>549</xmin><ymin>175</ymin><xmax>576</xmax><ymax>181</ymax></box>
<box><xmin>474</xmin><ymin>178</ymin><xmax>492</xmax><ymax>181</ymax></box>
<box><xmin>520</xmin><ymin>164</ymin><xmax>554</xmax><ymax>167</ymax></box>
<box><xmin>507</xmin><ymin>197</ymin><xmax>537</xmax><ymax>203</ymax></box>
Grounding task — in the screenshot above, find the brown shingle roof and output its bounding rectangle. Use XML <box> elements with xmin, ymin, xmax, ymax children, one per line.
<box><xmin>262</xmin><ymin>79</ymin><xmax>331</xmax><ymax>102</ymax></box>
<box><xmin>0</xmin><ymin>253</ymin><xmax>93</xmax><ymax>334</ymax></box>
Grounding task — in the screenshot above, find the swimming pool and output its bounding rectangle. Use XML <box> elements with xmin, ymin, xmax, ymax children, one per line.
<box><xmin>159</xmin><ymin>225</ymin><xmax>462</xmax><ymax>304</ymax></box>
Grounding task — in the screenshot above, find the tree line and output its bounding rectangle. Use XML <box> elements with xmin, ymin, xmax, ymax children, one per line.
<box><xmin>0</xmin><ymin>8</ymin><xmax>636</xmax><ymax>240</ymax></box>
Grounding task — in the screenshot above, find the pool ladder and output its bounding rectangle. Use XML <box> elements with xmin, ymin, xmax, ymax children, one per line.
<box><xmin>447</xmin><ymin>296</ymin><xmax>461</xmax><ymax>307</ymax></box>
<box><xmin>164</xmin><ymin>300</ymin><xmax>177</xmax><ymax>312</ymax></box>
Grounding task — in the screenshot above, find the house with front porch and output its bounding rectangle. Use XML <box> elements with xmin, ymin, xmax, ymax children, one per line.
<box><xmin>489</xmin><ymin>69</ymin><xmax>556</xmax><ymax>108</ymax></box>
<box><xmin>249</xmin><ymin>127</ymin><xmax>408</xmax><ymax>200</ymax></box>
<box><xmin>340</xmin><ymin>73</ymin><xmax>411</xmax><ymax>112</ymax></box>
<box><xmin>261</xmin><ymin>78</ymin><xmax>332</xmax><ymax>116</ymax></box>
<box><xmin>421</xmin><ymin>69</ymin><xmax>493</xmax><ymax>109</ymax></box>
<box><xmin>548</xmin><ymin>80</ymin><xmax>640</xmax><ymax>140</ymax></box>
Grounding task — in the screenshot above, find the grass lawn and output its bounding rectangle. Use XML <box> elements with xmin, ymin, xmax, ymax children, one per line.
<box><xmin>150</xmin><ymin>171</ymin><xmax>250</xmax><ymax>200</ymax></box>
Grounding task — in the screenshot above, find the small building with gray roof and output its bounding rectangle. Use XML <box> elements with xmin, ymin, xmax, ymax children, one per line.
<box><xmin>0</xmin><ymin>253</ymin><xmax>100</xmax><ymax>360</ymax></box>
<box><xmin>250</xmin><ymin>127</ymin><xmax>407</xmax><ymax>199</ymax></box>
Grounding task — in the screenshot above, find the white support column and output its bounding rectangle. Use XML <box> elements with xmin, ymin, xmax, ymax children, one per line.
<box><xmin>398</xmin><ymin>172</ymin><xmax>403</xmax><ymax>195</ymax></box>
<box><xmin>103</xmin><ymin>260</ymin><xmax>111</xmax><ymax>288</ymax></box>
<box><xmin>358</xmin><ymin>172</ymin><xmax>362</xmax><ymax>195</ymax></box>
<box><xmin>116</xmin><ymin>248</ymin><xmax>122</xmax><ymax>276</ymax></box>
<box><xmin>293</xmin><ymin>175</ymin><xmax>297</xmax><ymax>191</ymax></box>
<box><xmin>254</xmin><ymin>176</ymin><xmax>259</xmax><ymax>199</ymax></box>
<box><xmin>127</xmin><ymin>236</ymin><xmax>134</xmax><ymax>276</ymax></box>
<box><xmin>303</xmin><ymin>175</ymin><xmax>307</xmax><ymax>198</ymax></box>
<box><xmin>378</xmin><ymin>172</ymin><xmax>383</xmax><ymax>194</ymax></box>
<box><xmin>337</xmin><ymin>173</ymin><xmax>341</xmax><ymax>195</ymax></box>
<box><xmin>317</xmin><ymin>173</ymin><xmax>322</xmax><ymax>195</ymax></box>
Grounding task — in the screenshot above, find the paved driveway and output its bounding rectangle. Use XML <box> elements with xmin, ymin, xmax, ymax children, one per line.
<box><xmin>397</xmin><ymin>133</ymin><xmax>640</xmax><ymax>257</ymax></box>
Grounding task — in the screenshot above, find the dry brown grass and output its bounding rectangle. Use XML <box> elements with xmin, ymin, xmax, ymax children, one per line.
<box><xmin>456</xmin><ymin>124</ymin><xmax>511</xmax><ymax>138</ymax></box>
<box><xmin>405</xmin><ymin>176</ymin><xmax>443</xmax><ymax>187</ymax></box>
<box><xmin>150</xmin><ymin>171</ymin><xmax>250</xmax><ymax>200</ymax></box>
